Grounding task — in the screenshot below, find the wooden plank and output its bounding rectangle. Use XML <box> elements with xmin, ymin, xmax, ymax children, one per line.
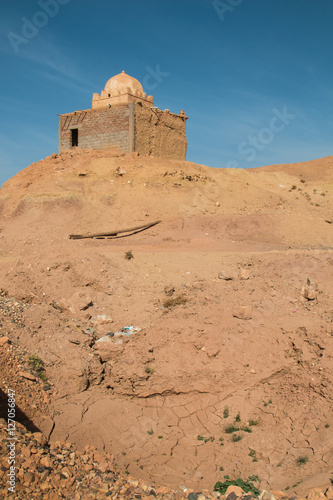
<box><xmin>69</xmin><ymin>220</ymin><xmax>161</xmax><ymax>240</ymax></box>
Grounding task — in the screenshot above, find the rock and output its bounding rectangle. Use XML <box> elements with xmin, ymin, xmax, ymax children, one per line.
<box><xmin>23</xmin><ymin>471</ymin><xmax>35</xmax><ymax>486</ymax></box>
<box><xmin>69</xmin><ymin>292</ymin><xmax>93</xmax><ymax>312</ymax></box>
<box><xmin>239</xmin><ymin>268</ymin><xmax>250</xmax><ymax>280</ymax></box>
<box><xmin>94</xmin><ymin>337</ymin><xmax>124</xmax><ymax>362</ymax></box>
<box><xmin>19</xmin><ymin>371</ymin><xmax>36</xmax><ymax>381</ymax></box>
<box><xmin>270</xmin><ymin>491</ymin><xmax>289</xmax><ymax>499</ymax></box>
<box><xmin>226</xmin><ymin>493</ymin><xmax>237</xmax><ymax>500</ymax></box>
<box><xmin>218</xmin><ymin>270</ymin><xmax>234</xmax><ymax>280</ymax></box>
<box><xmin>188</xmin><ymin>494</ymin><xmax>198</xmax><ymax>500</ymax></box>
<box><xmin>91</xmin><ymin>314</ymin><xmax>113</xmax><ymax>325</ymax></box>
<box><xmin>225</xmin><ymin>485</ymin><xmax>245</xmax><ymax>498</ymax></box>
<box><xmin>300</xmin><ymin>278</ymin><xmax>319</xmax><ymax>300</ymax></box>
<box><xmin>197</xmin><ymin>495</ymin><xmax>206</xmax><ymax>500</ymax></box>
<box><xmin>0</xmin><ymin>336</ymin><xmax>10</xmax><ymax>347</ymax></box>
<box><xmin>307</xmin><ymin>488</ymin><xmax>326</xmax><ymax>500</ymax></box>
<box><xmin>51</xmin><ymin>153</ymin><xmax>58</xmax><ymax>158</ymax></box>
<box><xmin>233</xmin><ymin>306</ymin><xmax>252</xmax><ymax>320</ymax></box>
<box><xmin>56</xmin><ymin>298</ymin><xmax>75</xmax><ymax>314</ymax></box>
<box><xmin>33</xmin><ymin>432</ymin><xmax>48</xmax><ymax>446</ymax></box>
<box><xmin>40</xmin><ymin>456</ymin><xmax>52</xmax><ymax>468</ymax></box>
<box><xmin>156</xmin><ymin>486</ymin><xmax>170</xmax><ymax>494</ymax></box>
<box><xmin>259</xmin><ymin>491</ymin><xmax>276</xmax><ymax>500</ymax></box>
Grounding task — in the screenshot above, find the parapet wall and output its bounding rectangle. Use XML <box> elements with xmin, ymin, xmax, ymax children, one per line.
<box><xmin>58</xmin><ymin>105</ymin><xmax>133</xmax><ymax>153</ymax></box>
<box><xmin>134</xmin><ymin>105</ymin><xmax>187</xmax><ymax>160</ymax></box>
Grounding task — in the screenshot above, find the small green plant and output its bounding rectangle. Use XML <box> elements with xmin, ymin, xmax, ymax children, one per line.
<box><xmin>249</xmin><ymin>419</ymin><xmax>259</xmax><ymax>426</ymax></box>
<box><xmin>197</xmin><ymin>435</ymin><xmax>214</xmax><ymax>443</ymax></box>
<box><xmin>249</xmin><ymin>449</ymin><xmax>258</xmax><ymax>462</ymax></box>
<box><xmin>223</xmin><ymin>405</ymin><xmax>229</xmax><ymax>418</ymax></box>
<box><xmin>214</xmin><ymin>477</ymin><xmax>260</xmax><ymax>496</ymax></box>
<box><xmin>235</xmin><ymin>412</ymin><xmax>241</xmax><ymax>422</ymax></box>
<box><xmin>263</xmin><ymin>398</ymin><xmax>272</xmax><ymax>407</ymax></box>
<box><xmin>124</xmin><ymin>250</ymin><xmax>134</xmax><ymax>260</ymax></box>
<box><xmin>158</xmin><ymin>435</ymin><xmax>163</xmax><ymax>439</ymax></box>
<box><xmin>248</xmin><ymin>475</ymin><xmax>261</xmax><ymax>483</ymax></box>
<box><xmin>242</xmin><ymin>426</ymin><xmax>252</xmax><ymax>433</ymax></box>
<box><xmin>145</xmin><ymin>365</ymin><xmax>154</xmax><ymax>375</ymax></box>
<box><xmin>232</xmin><ymin>434</ymin><xmax>242</xmax><ymax>442</ymax></box>
<box><xmin>225</xmin><ymin>424</ymin><xmax>239</xmax><ymax>434</ymax></box>
<box><xmin>296</xmin><ymin>455</ymin><xmax>308</xmax><ymax>466</ymax></box>
<box><xmin>147</xmin><ymin>429</ymin><xmax>154</xmax><ymax>435</ymax></box>
<box><xmin>300</xmin><ymin>179</ymin><xmax>306</xmax><ymax>183</ymax></box>
<box><xmin>290</xmin><ymin>185</ymin><xmax>297</xmax><ymax>191</ymax></box>
<box><xmin>28</xmin><ymin>355</ymin><xmax>48</xmax><ymax>382</ymax></box>
<box><xmin>325</xmin><ymin>424</ymin><xmax>330</xmax><ymax>428</ymax></box>
<box><xmin>219</xmin><ymin>437</ymin><xmax>224</xmax><ymax>446</ymax></box>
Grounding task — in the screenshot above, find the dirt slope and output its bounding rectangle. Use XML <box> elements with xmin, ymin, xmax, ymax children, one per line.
<box><xmin>0</xmin><ymin>148</ymin><xmax>332</xmax><ymax>495</ymax></box>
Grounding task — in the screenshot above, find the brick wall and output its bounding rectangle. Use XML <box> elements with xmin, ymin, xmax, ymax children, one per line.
<box><xmin>134</xmin><ymin>105</ymin><xmax>187</xmax><ymax>160</ymax></box>
<box><xmin>58</xmin><ymin>102</ymin><xmax>187</xmax><ymax>160</ymax></box>
<box><xmin>58</xmin><ymin>105</ymin><xmax>131</xmax><ymax>153</ymax></box>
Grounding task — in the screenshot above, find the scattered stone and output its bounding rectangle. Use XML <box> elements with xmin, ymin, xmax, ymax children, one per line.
<box><xmin>114</xmin><ymin>167</ymin><xmax>127</xmax><ymax>176</ymax></box>
<box><xmin>259</xmin><ymin>491</ymin><xmax>277</xmax><ymax>500</ymax></box>
<box><xmin>300</xmin><ymin>278</ymin><xmax>319</xmax><ymax>300</ymax></box>
<box><xmin>19</xmin><ymin>371</ymin><xmax>36</xmax><ymax>381</ymax></box>
<box><xmin>218</xmin><ymin>270</ymin><xmax>234</xmax><ymax>280</ymax></box>
<box><xmin>226</xmin><ymin>486</ymin><xmax>245</xmax><ymax>498</ymax></box>
<box><xmin>156</xmin><ymin>486</ymin><xmax>170</xmax><ymax>495</ymax></box>
<box><xmin>91</xmin><ymin>314</ymin><xmax>113</xmax><ymax>325</ymax></box>
<box><xmin>233</xmin><ymin>305</ymin><xmax>252</xmax><ymax>320</ymax></box>
<box><xmin>0</xmin><ymin>336</ymin><xmax>10</xmax><ymax>346</ymax></box>
<box><xmin>239</xmin><ymin>268</ymin><xmax>250</xmax><ymax>280</ymax></box>
<box><xmin>270</xmin><ymin>491</ymin><xmax>288</xmax><ymax>499</ymax></box>
<box><xmin>188</xmin><ymin>493</ymin><xmax>198</xmax><ymax>500</ymax></box>
<box><xmin>69</xmin><ymin>291</ymin><xmax>94</xmax><ymax>311</ymax></box>
<box><xmin>307</xmin><ymin>488</ymin><xmax>326</xmax><ymax>500</ymax></box>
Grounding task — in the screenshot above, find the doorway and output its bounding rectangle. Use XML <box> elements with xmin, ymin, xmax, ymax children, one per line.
<box><xmin>71</xmin><ymin>129</ymin><xmax>78</xmax><ymax>147</ymax></box>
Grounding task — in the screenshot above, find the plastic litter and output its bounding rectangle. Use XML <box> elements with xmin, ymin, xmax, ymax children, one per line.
<box><xmin>96</xmin><ymin>326</ymin><xmax>141</xmax><ymax>345</ymax></box>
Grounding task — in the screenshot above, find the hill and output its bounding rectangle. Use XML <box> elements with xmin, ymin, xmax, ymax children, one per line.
<box><xmin>0</xmin><ymin>148</ymin><xmax>332</xmax><ymax>496</ymax></box>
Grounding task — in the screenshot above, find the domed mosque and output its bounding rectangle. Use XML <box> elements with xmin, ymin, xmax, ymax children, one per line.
<box><xmin>58</xmin><ymin>70</ymin><xmax>188</xmax><ymax>160</ymax></box>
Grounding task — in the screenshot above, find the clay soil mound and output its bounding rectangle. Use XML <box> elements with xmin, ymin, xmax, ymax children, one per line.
<box><xmin>0</xmin><ymin>148</ymin><xmax>332</xmax><ymax>496</ymax></box>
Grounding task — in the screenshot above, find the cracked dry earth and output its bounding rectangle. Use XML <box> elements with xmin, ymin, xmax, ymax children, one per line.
<box><xmin>0</xmin><ymin>148</ymin><xmax>332</xmax><ymax>497</ymax></box>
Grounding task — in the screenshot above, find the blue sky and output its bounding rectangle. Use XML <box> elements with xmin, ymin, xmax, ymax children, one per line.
<box><xmin>1</xmin><ymin>0</ymin><xmax>333</xmax><ymax>186</ymax></box>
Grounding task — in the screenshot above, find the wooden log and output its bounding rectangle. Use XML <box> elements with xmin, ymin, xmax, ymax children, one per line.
<box><xmin>69</xmin><ymin>220</ymin><xmax>161</xmax><ymax>239</ymax></box>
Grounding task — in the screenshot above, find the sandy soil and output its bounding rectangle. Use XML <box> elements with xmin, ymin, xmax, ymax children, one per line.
<box><xmin>0</xmin><ymin>148</ymin><xmax>332</xmax><ymax>496</ymax></box>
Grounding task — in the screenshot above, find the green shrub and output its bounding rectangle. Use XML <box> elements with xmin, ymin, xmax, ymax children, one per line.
<box><xmin>214</xmin><ymin>477</ymin><xmax>260</xmax><ymax>496</ymax></box>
